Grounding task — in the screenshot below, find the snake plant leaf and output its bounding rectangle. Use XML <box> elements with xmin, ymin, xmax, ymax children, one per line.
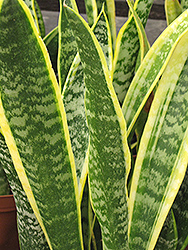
<box><xmin>128</xmin><ymin>30</ymin><xmax>188</xmax><ymax>250</ymax></box>
<box><xmin>155</xmin><ymin>209</ymin><xmax>178</xmax><ymax>250</ymax></box>
<box><xmin>181</xmin><ymin>0</ymin><xmax>188</xmax><ymax>11</ymax></box>
<box><xmin>126</xmin><ymin>0</ymin><xmax>150</xmax><ymax>63</ymax></box>
<box><xmin>62</xmin><ymin>8</ymin><xmax>113</xmax><ymax>200</ymax></box>
<box><xmin>93</xmin><ymin>6</ymin><xmax>113</xmax><ymax>72</ymax></box>
<box><xmin>95</xmin><ymin>0</ymin><xmax>116</xmax><ymax>51</ymax></box>
<box><xmin>84</xmin><ymin>0</ymin><xmax>98</xmax><ymax>27</ymax></box>
<box><xmin>0</xmin><ymin>0</ymin><xmax>83</xmax><ymax>249</ymax></box>
<box><xmin>172</xmin><ymin>168</ymin><xmax>188</xmax><ymax>250</ymax></box>
<box><xmin>165</xmin><ymin>0</ymin><xmax>182</xmax><ymax>26</ymax></box>
<box><xmin>0</xmin><ymin>133</ymin><xmax>49</xmax><ymax>249</ymax></box>
<box><xmin>122</xmin><ymin>9</ymin><xmax>188</xmax><ymax>137</ymax></box>
<box><xmin>113</xmin><ymin>0</ymin><xmax>154</xmax><ymax>104</ymax></box>
<box><xmin>64</xmin><ymin>4</ymin><xmax>131</xmax><ymax>249</ymax></box>
<box><xmin>44</xmin><ymin>26</ymin><xmax>59</xmax><ymax>74</ymax></box>
<box><xmin>33</xmin><ymin>0</ymin><xmax>45</xmax><ymax>37</ymax></box>
<box><xmin>62</xmin><ymin>53</ymin><xmax>89</xmax><ymax>197</ymax></box>
<box><xmin>58</xmin><ymin>0</ymin><xmax>79</xmax><ymax>92</ymax></box>
<box><xmin>23</xmin><ymin>0</ymin><xmax>45</xmax><ymax>37</ymax></box>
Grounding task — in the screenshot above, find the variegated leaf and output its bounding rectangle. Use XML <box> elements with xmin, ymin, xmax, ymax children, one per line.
<box><xmin>165</xmin><ymin>0</ymin><xmax>182</xmax><ymax>25</ymax></box>
<box><xmin>0</xmin><ymin>135</ymin><xmax>10</xmax><ymax>195</ymax></box>
<box><xmin>62</xmin><ymin>7</ymin><xmax>113</xmax><ymax>199</ymax></box>
<box><xmin>155</xmin><ymin>209</ymin><xmax>178</xmax><ymax>250</ymax></box>
<box><xmin>0</xmin><ymin>132</ymin><xmax>49</xmax><ymax>249</ymax></box>
<box><xmin>0</xmin><ymin>0</ymin><xmax>83</xmax><ymax>249</ymax></box>
<box><xmin>62</xmin><ymin>53</ymin><xmax>89</xmax><ymax>198</ymax></box>
<box><xmin>93</xmin><ymin>6</ymin><xmax>113</xmax><ymax>72</ymax></box>
<box><xmin>172</xmin><ymin>167</ymin><xmax>188</xmax><ymax>250</ymax></box>
<box><xmin>34</xmin><ymin>0</ymin><xmax>45</xmax><ymax>37</ymax></box>
<box><xmin>128</xmin><ymin>29</ymin><xmax>188</xmax><ymax>250</ymax></box>
<box><xmin>122</xmin><ymin>10</ymin><xmax>188</xmax><ymax>137</ymax></box>
<box><xmin>113</xmin><ymin>0</ymin><xmax>154</xmax><ymax>104</ymax></box>
<box><xmin>23</xmin><ymin>0</ymin><xmax>45</xmax><ymax>37</ymax></box>
<box><xmin>44</xmin><ymin>26</ymin><xmax>58</xmax><ymax>74</ymax></box>
<box><xmin>95</xmin><ymin>0</ymin><xmax>116</xmax><ymax>51</ymax></box>
<box><xmin>181</xmin><ymin>0</ymin><xmax>188</xmax><ymax>11</ymax></box>
<box><xmin>84</xmin><ymin>0</ymin><xmax>98</xmax><ymax>26</ymax></box>
<box><xmin>58</xmin><ymin>0</ymin><xmax>79</xmax><ymax>91</ymax></box>
<box><xmin>126</xmin><ymin>0</ymin><xmax>150</xmax><ymax>63</ymax></box>
<box><xmin>64</xmin><ymin>4</ymin><xmax>131</xmax><ymax>249</ymax></box>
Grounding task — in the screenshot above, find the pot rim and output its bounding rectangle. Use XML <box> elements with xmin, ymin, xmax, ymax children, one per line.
<box><xmin>0</xmin><ymin>194</ymin><xmax>16</xmax><ymax>212</ymax></box>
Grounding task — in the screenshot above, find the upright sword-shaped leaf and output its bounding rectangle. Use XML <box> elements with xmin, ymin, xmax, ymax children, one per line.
<box><xmin>122</xmin><ymin>10</ymin><xmax>188</xmax><ymax>137</ymax></box>
<box><xmin>128</xmin><ymin>29</ymin><xmax>188</xmax><ymax>250</ymax></box>
<box><xmin>58</xmin><ymin>0</ymin><xmax>78</xmax><ymax>91</ymax></box>
<box><xmin>64</xmin><ymin>4</ymin><xmax>131</xmax><ymax>250</ymax></box>
<box><xmin>0</xmin><ymin>0</ymin><xmax>83</xmax><ymax>249</ymax></box>
<box><xmin>0</xmin><ymin>133</ymin><xmax>49</xmax><ymax>249</ymax></box>
<box><xmin>84</xmin><ymin>0</ymin><xmax>98</xmax><ymax>27</ymax></box>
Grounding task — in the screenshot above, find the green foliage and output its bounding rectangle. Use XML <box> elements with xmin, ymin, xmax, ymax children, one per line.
<box><xmin>0</xmin><ymin>0</ymin><xmax>188</xmax><ymax>249</ymax></box>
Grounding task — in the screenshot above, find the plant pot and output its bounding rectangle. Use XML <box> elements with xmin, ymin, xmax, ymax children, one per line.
<box><xmin>0</xmin><ymin>195</ymin><xmax>20</xmax><ymax>250</ymax></box>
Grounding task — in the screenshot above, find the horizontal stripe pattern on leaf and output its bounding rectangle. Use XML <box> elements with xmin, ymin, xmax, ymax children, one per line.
<box><xmin>128</xmin><ymin>29</ymin><xmax>188</xmax><ymax>250</ymax></box>
<box><xmin>0</xmin><ymin>0</ymin><xmax>83</xmax><ymax>249</ymax></box>
<box><xmin>64</xmin><ymin>5</ymin><xmax>131</xmax><ymax>250</ymax></box>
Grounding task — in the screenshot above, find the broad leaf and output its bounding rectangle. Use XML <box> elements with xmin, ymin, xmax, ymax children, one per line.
<box><xmin>0</xmin><ymin>0</ymin><xmax>83</xmax><ymax>249</ymax></box>
<box><xmin>64</xmin><ymin>4</ymin><xmax>131</xmax><ymax>250</ymax></box>
<box><xmin>128</xmin><ymin>29</ymin><xmax>188</xmax><ymax>250</ymax></box>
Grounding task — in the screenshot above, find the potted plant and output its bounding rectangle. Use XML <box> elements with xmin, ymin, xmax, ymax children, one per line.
<box><xmin>0</xmin><ymin>149</ymin><xmax>20</xmax><ymax>249</ymax></box>
<box><xmin>0</xmin><ymin>0</ymin><xmax>187</xmax><ymax>249</ymax></box>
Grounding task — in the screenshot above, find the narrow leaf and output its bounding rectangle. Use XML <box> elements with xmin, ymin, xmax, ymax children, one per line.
<box><xmin>64</xmin><ymin>4</ymin><xmax>131</xmax><ymax>249</ymax></box>
<box><xmin>165</xmin><ymin>0</ymin><xmax>182</xmax><ymax>25</ymax></box>
<box><xmin>58</xmin><ymin>0</ymin><xmax>79</xmax><ymax>91</ymax></box>
<box><xmin>113</xmin><ymin>0</ymin><xmax>154</xmax><ymax>104</ymax></box>
<box><xmin>84</xmin><ymin>0</ymin><xmax>98</xmax><ymax>27</ymax></box>
<box><xmin>62</xmin><ymin>8</ymin><xmax>113</xmax><ymax>200</ymax></box>
<box><xmin>44</xmin><ymin>26</ymin><xmax>58</xmax><ymax>74</ymax></box>
<box><xmin>96</xmin><ymin>0</ymin><xmax>116</xmax><ymax>51</ymax></box>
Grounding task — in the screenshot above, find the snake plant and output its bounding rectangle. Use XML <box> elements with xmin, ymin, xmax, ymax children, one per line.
<box><xmin>0</xmin><ymin>0</ymin><xmax>187</xmax><ymax>249</ymax></box>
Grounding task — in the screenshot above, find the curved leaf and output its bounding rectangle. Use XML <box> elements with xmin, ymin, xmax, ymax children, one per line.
<box><xmin>122</xmin><ymin>9</ymin><xmax>188</xmax><ymax>137</ymax></box>
<box><xmin>128</xmin><ymin>29</ymin><xmax>188</xmax><ymax>250</ymax></box>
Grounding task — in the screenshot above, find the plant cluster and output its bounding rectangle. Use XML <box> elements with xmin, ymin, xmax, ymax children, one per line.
<box><xmin>0</xmin><ymin>0</ymin><xmax>187</xmax><ymax>249</ymax></box>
